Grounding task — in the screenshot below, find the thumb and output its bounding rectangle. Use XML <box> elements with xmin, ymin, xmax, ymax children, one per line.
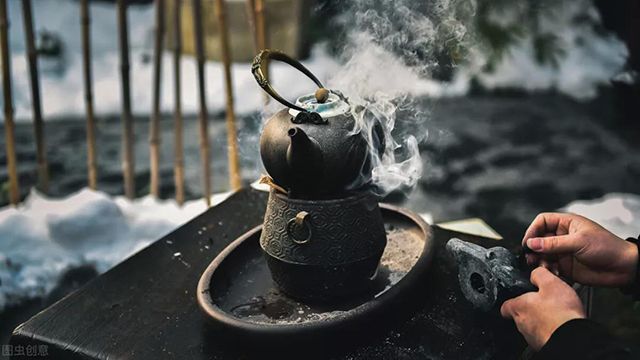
<box><xmin>526</xmin><ymin>235</ymin><xmax>583</xmax><ymax>254</ymax></box>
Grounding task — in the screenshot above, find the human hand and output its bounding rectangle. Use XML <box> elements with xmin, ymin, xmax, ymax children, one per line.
<box><xmin>523</xmin><ymin>212</ymin><xmax>638</xmax><ymax>288</ymax></box>
<box><xmin>501</xmin><ymin>267</ymin><xmax>586</xmax><ymax>350</ymax></box>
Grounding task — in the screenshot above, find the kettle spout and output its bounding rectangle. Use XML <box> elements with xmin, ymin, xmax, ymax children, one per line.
<box><xmin>286</xmin><ymin>127</ymin><xmax>322</xmax><ymax>177</ymax></box>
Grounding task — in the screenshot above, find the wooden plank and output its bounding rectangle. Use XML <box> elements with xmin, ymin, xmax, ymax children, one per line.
<box><xmin>21</xmin><ymin>0</ymin><xmax>49</xmax><ymax>195</ymax></box>
<box><xmin>0</xmin><ymin>0</ymin><xmax>19</xmax><ymax>205</ymax></box>
<box><xmin>117</xmin><ymin>0</ymin><xmax>136</xmax><ymax>199</ymax></box>
<box><xmin>9</xmin><ymin>190</ymin><xmax>530</xmax><ymax>359</ymax></box>
<box><xmin>149</xmin><ymin>0</ymin><xmax>165</xmax><ymax>198</ymax></box>
<box><xmin>10</xmin><ymin>189</ymin><xmax>269</xmax><ymax>359</ymax></box>
<box><xmin>80</xmin><ymin>0</ymin><xmax>98</xmax><ymax>190</ymax></box>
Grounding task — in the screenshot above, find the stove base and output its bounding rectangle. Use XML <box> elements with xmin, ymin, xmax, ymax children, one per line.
<box><xmin>197</xmin><ymin>204</ymin><xmax>434</xmax><ymax>346</ymax></box>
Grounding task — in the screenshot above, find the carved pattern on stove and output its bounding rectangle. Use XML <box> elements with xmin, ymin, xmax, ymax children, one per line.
<box><xmin>260</xmin><ymin>191</ymin><xmax>387</xmax><ymax>265</ymax></box>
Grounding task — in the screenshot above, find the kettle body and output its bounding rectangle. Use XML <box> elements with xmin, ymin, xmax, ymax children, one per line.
<box><xmin>260</xmin><ymin>97</ymin><xmax>373</xmax><ymax>199</ymax></box>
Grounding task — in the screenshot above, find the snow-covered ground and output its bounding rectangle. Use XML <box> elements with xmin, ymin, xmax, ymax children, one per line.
<box><xmin>563</xmin><ymin>194</ymin><xmax>640</xmax><ymax>240</ymax></box>
<box><xmin>0</xmin><ymin>187</ymin><xmax>231</xmax><ymax>311</ymax></box>
<box><xmin>0</xmin><ymin>0</ymin><xmax>630</xmax><ymax>121</ymax></box>
<box><xmin>460</xmin><ymin>1</ymin><xmax>630</xmax><ymax>100</ymax></box>
<box><xmin>1</xmin><ymin>183</ymin><xmax>639</xmax><ymax>312</ymax></box>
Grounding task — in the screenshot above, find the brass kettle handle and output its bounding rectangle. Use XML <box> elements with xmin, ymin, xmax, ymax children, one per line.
<box><xmin>251</xmin><ymin>49</ymin><xmax>324</xmax><ymax>113</ymax></box>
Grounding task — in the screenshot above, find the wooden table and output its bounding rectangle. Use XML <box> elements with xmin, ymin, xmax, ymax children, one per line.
<box><xmin>10</xmin><ymin>188</ymin><xmax>533</xmax><ymax>359</ymax></box>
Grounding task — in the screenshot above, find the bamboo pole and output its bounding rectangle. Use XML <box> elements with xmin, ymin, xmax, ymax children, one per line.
<box><xmin>214</xmin><ymin>0</ymin><xmax>241</xmax><ymax>190</ymax></box>
<box><xmin>21</xmin><ymin>0</ymin><xmax>49</xmax><ymax>195</ymax></box>
<box><xmin>117</xmin><ymin>0</ymin><xmax>135</xmax><ymax>199</ymax></box>
<box><xmin>244</xmin><ymin>0</ymin><xmax>257</xmax><ymax>53</ymax></box>
<box><xmin>173</xmin><ymin>0</ymin><xmax>184</xmax><ymax>205</ymax></box>
<box><xmin>0</xmin><ymin>0</ymin><xmax>19</xmax><ymax>205</ymax></box>
<box><xmin>80</xmin><ymin>0</ymin><xmax>97</xmax><ymax>190</ymax></box>
<box><xmin>192</xmin><ymin>0</ymin><xmax>211</xmax><ymax>206</ymax></box>
<box><xmin>254</xmin><ymin>0</ymin><xmax>268</xmax><ymax>80</ymax></box>
<box><xmin>149</xmin><ymin>0</ymin><xmax>165</xmax><ymax>197</ymax></box>
<box><xmin>253</xmin><ymin>0</ymin><xmax>269</xmax><ymax>108</ymax></box>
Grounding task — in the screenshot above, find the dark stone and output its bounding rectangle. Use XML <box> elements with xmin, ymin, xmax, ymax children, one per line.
<box><xmin>489</xmin><ymin>152</ymin><xmax>539</xmax><ymax>168</ymax></box>
<box><xmin>584</xmin><ymin>142</ymin><xmax>616</xmax><ymax>163</ymax></box>
<box><xmin>16</xmin><ymin>151</ymin><xmax>36</xmax><ymax>163</ymax></box>
<box><xmin>504</xmin><ymin>114</ymin><xmax>549</xmax><ymax>146</ymax></box>
<box><xmin>522</xmin><ymin>182</ymin><xmax>569</xmax><ymax>209</ymax></box>
<box><xmin>420</xmin><ymin>168</ymin><xmax>461</xmax><ymax>194</ymax></box>
<box><xmin>465</xmin><ymin>182</ymin><xmax>569</xmax><ymax>240</ymax></box>
<box><xmin>58</xmin><ymin>174</ymin><xmax>90</xmax><ymax>194</ymax></box>
<box><xmin>63</xmin><ymin>127</ymin><xmax>89</xmax><ymax>145</ymax></box>
<box><xmin>48</xmin><ymin>160</ymin><xmax>65</xmax><ymax>175</ymax></box>
<box><xmin>45</xmin><ymin>266</ymin><xmax>99</xmax><ymax>306</ymax></box>
<box><xmin>100</xmin><ymin>170</ymin><xmax>123</xmax><ymax>183</ymax></box>
<box><xmin>576</xmin><ymin>187</ymin><xmax>605</xmax><ymax>201</ymax></box>
<box><xmin>459</xmin><ymin>162</ymin><xmax>484</xmax><ymax>176</ymax></box>
<box><xmin>439</xmin><ymin>134</ymin><xmax>490</xmax><ymax>161</ymax></box>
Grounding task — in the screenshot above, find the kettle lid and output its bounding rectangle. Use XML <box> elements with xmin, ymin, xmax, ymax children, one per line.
<box><xmin>289</xmin><ymin>91</ymin><xmax>350</xmax><ymax>118</ymax></box>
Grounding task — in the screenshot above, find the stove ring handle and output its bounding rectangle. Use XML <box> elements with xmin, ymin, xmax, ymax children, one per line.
<box><xmin>252</xmin><ymin>49</ymin><xmax>324</xmax><ymax>113</ymax></box>
<box><xmin>287</xmin><ymin>211</ymin><xmax>313</xmax><ymax>244</ymax></box>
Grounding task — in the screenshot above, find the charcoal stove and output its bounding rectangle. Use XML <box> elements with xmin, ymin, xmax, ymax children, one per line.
<box><xmin>252</xmin><ymin>50</ymin><xmax>390</xmax><ymax>301</ymax></box>
<box><xmin>197</xmin><ymin>50</ymin><xmax>437</xmax><ymax>344</ymax></box>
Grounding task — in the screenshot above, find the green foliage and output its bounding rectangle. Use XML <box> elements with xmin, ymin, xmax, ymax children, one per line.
<box><xmin>533</xmin><ymin>33</ymin><xmax>566</xmax><ymax>68</ymax></box>
<box><xmin>307</xmin><ymin>0</ymin><xmax>610</xmax><ymax>78</ymax></box>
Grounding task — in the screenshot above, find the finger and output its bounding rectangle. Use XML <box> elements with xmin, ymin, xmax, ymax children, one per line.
<box><xmin>530</xmin><ymin>266</ymin><xmax>560</xmax><ymax>288</ymax></box>
<box><xmin>522</xmin><ymin>213</ymin><xmax>571</xmax><ymax>245</ymax></box>
<box><xmin>501</xmin><ymin>299</ymin><xmax>514</xmax><ymax>319</ymax></box>
<box><xmin>540</xmin><ymin>258</ymin><xmax>553</xmax><ymax>271</ymax></box>
<box><xmin>526</xmin><ymin>235</ymin><xmax>584</xmax><ymax>254</ymax></box>
<box><xmin>526</xmin><ymin>253</ymin><xmax>540</xmax><ymax>266</ymax></box>
<box><xmin>539</xmin><ymin>259</ymin><xmax>561</xmax><ymax>276</ymax></box>
<box><xmin>501</xmin><ymin>293</ymin><xmax>535</xmax><ymax>319</ymax></box>
<box><xmin>541</xmin><ymin>261</ymin><xmax>560</xmax><ymax>276</ymax></box>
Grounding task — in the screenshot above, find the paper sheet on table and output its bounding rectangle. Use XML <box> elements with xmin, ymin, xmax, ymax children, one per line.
<box><xmin>436</xmin><ymin>218</ymin><xmax>503</xmax><ymax>240</ymax></box>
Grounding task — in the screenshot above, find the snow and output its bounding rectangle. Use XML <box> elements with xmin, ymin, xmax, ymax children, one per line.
<box><xmin>562</xmin><ymin>193</ymin><xmax>640</xmax><ymax>240</ymax></box>
<box><xmin>0</xmin><ymin>0</ymin><xmax>631</xmax><ymax>122</ymax></box>
<box><xmin>0</xmin><ymin>187</ymin><xmax>231</xmax><ymax>311</ymax></box>
<box><xmin>1</xmin><ymin>185</ymin><xmax>639</xmax><ymax>312</ymax></box>
<box><xmin>463</xmin><ymin>1</ymin><xmax>629</xmax><ymax>100</ymax></box>
<box><xmin>2</xmin><ymin>0</ymin><xmax>341</xmax><ymax>121</ymax></box>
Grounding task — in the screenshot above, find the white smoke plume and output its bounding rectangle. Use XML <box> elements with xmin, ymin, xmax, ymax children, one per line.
<box><xmin>327</xmin><ymin>0</ymin><xmax>470</xmax><ymax>197</ymax></box>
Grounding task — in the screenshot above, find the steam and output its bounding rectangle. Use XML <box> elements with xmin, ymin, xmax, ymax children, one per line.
<box><xmin>327</xmin><ymin>0</ymin><xmax>469</xmax><ymax>197</ymax></box>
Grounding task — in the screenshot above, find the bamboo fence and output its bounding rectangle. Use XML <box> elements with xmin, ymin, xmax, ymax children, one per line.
<box><xmin>0</xmin><ymin>0</ymin><xmax>284</xmax><ymax>206</ymax></box>
<box><xmin>173</xmin><ymin>0</ymin><xmax>185</xmax><ymax>205</ymax></box>
<box><xmin>21</xmin><ymin>0</ymin><xmax>49</xmax><ymax>194</ymax></box>
<box><xmin>80</xmin><ymin>0</ymin><xmax>98</xmax><ymax>190</ymax></box>
<box><xmin>214</xmin><ymin>0</ymin><xmax>241</xmax><ymax>190</ymax></box>
<box><xmin>149</xmin><ymin>0</ymin><xmax>165</xmax><ymax>197</ymax></box>
<box><xmin>117</xmin><ymin>0</ymin><xmax>136</xmax><ymax>199</ymax></box>
<box><xmin>192</xmin><ymin>0</ymin><xmax>212</xmax><ymax>206</ymax></box>
<box><xmin>0</xmin><ymin>0</ymin><xmax>19</xmax><ymax>205</ymax></box>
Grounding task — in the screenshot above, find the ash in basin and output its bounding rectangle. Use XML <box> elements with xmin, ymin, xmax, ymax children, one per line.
<box><xmin>233</xmin><ymin>227</ymin><xmax>425</xmax><ymax>325</ymax></box>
